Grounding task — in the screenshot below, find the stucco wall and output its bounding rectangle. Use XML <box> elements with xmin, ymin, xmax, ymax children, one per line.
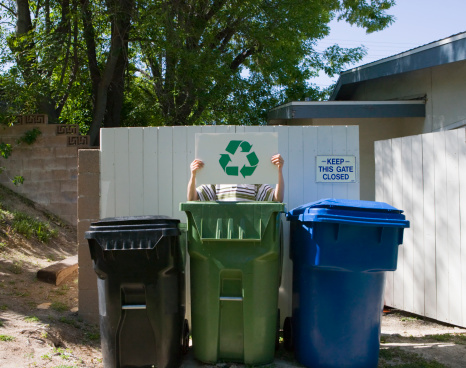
<box><xmin>347</xmin><ymin>60</ymin><xmax>466</xmax><ymax>132</ymax></box>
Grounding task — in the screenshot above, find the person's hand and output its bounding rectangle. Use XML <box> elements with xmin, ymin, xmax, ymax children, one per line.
<box><xmin>190</xmin><ymin>159</ymin><xmax>204</xmax><ymax>176</ymax></box>
<box><xmin>271</xmin><ymin>154</ymin><xmax>284</xmax><ymax>170</ymax></box>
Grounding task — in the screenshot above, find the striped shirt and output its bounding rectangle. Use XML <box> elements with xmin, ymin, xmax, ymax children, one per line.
<box><xmin>196</xmin><ymin>184</ymin><xmax>275</xmax><ymax>201</ymax></box>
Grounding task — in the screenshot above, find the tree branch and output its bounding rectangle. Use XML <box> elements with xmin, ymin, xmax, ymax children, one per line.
<box><xmin>0</xmin><ymin>3</ymin><xmax>16</xmax><ymax>16</ymax></box>
<box><xmin>230</xmin><ymin>47</ymin><xmax>255</xmax><ymax>70</ymax></box>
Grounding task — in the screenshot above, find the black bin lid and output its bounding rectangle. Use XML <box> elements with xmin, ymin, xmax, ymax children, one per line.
<box><xmin>85</xmin><ymin>215</ymin><xmax>180</xmax><ymax>250</ymax></box>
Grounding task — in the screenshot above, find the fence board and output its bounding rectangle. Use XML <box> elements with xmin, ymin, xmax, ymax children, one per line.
<box><xmin>173</xmin><ymin>127</ymin><xmax>188</xmax><ymax>221</ymax></box>
<box><xmin>377</xmin><ymin>128</ymin><xmax>466</xmax><ymax>327</ymax></box>
<box><xmin>459</xmin><ymin>129</ymin><xmax>466</xmax><ymax>327</ymax></box>
<box><xmin>347</xmin><ymin>126</ymin><xmax>360</xmax><ymax>200</ymax></box>
<box><xmin>303</xmin><ymin>127</ymin><xmax>319</xmax><ymax>204</ymax></box>
<box><xmin>423</xmin><ymin>133</ymin><xmax>437</xmax><ymax>319</ymax></box>
<box><xmin>411</xmin><ymin>135</ymin><xmax>424</xmax><ymax>316</ymax></box>
<box><xmin>401</xmin><ymin>137</ymin><xmax>414</xmax><ymax>313</ymax></box>
<box><xmin>446</xmin><ymin>130</ymin><xmax>461</xmax><ymax>324</ymax></box>
<box><xmin>157</xmin><ymin>128</ymin><xmax>173</xmax><ymax>217</ymax></box>
<box><xmin>143</xmin><ymin>128</ymin><xmax>159</xmax><ymax>215</ymax></box>
<box><xmin>434</xmin><ymin>132</ymin><xmax>449</xmax><ymax>322</ymax></box>
<box><xmin>379</xmin><ymin>139</ymin><xmax>394</xmax><ymax>306</ymax></box>
<box><xmin>100</xmin><ymin>129</ymin><xmax>116</xmax><ymax>217</ymax></box>
<box><xmin>332</xmin><ymin>126</ymin><xmax>349</xmax><ymax>199</ymax></box>
<box><xmin>288</xmin><ymin>127</ymin><xmax>304</xmax><ymax>210</ymax></box>
<box><xmin>114</xmin><ymin>129</ymin><xmax>130</xmax><ymax>216</ymax></box>
<box><xmin>316</xmin><ymin>126</ymin><xmax>333</xmax><ymax>200</ymax></box>
<box><xmin>392</xmin><ymin>138</ymin><xmax>404</xmax><ymax>309</ymax></box>
<box><xmin>129</xmin><ymin>128</ymin><xmax>144</xmax><ymax>216</ymax></box>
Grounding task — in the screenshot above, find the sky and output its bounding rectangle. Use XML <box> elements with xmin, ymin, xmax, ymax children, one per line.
<box><xmin>314</xmin><ymin>0</ymin><xmax>466</xmax><ymax>88</ymax></box>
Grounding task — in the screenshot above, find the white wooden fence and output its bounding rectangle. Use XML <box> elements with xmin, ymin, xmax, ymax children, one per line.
<box><xmin>375</xmin><ymin>128</ymin><xmax>466</xmax><ymax>327</ymax></box>
<box><xmin>99</xmin><ymin>125</ymin><xmax>360</xmax><ymax>322</ymax></box>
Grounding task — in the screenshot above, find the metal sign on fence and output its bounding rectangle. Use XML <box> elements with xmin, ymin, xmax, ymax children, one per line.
<box><xmin>316</xmin><ymin>155</ymin><xmax>357</xmax><ymax>183</ymax></box>
<box><xmin>195</xmin><ymin>133</ymin><xmax>279</xmax><ymax>184</ymax></box>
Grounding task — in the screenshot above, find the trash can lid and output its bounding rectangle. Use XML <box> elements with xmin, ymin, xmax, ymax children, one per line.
<box><xmin>286</xmin><ymin>198</ymin><xmax>409</xmax><ymax>228</ymax></box>
<box><xmin>88</xmin><ymin>215</ymin><xmax>179</xmax><ymax>229</ymax></box>
<box><xmin>85</xmin><ymin>216</ymin><xmax>181</xmax><ymax>251</ymax></box>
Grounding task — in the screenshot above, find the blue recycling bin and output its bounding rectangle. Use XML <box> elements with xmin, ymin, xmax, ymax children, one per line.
<box><xmin>285</xmin><ymin>199</ymin><xmax>410</xmax><ymax>368</ymax></box>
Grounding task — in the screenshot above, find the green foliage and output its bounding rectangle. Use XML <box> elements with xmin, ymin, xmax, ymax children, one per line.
<box><xmin>51</xmin><ymin>301</ymin><xmax>68</xmax><ymax>312</ymax></box>
<box><xmin>0</xmin><ymin>143</ymin><xmax>12</xmax><ymax>159</ymax></box>
<box><xmin>0</xmin><ymin>335</ymin><xmax>15</xmax><ymax>342</ymax></box>
<box><xmin>1</xmin><ymin>128</ymin><xmax>41</xmax><ymax>186</ymax></box>
<box><xmin>12</xmin><ymin>176</ymin><xmax>24</xmax><ymax>186</ymax></box>
<box><xmin>85</xmin><ymin>331</ymin><xmax>100</xmax><ymax>341</ymax></box>
<box><xmin>0</xmin><ymin>0</ymin><xmax>395</xmax><ymax>133</ymax></box>
<box><xmin>16</xmin><ymin>128</ymin><xmax>42</xmax><ymax>145</ymax></box>
<box><xmin>11</xmin><ymin>211</ymin><xmax>58</xmax><ymax>243</ymax></box>
<box><xmin>24</xmin><ymin>316</ymin><xmax>40</xmax><ymax>323</ymax></box>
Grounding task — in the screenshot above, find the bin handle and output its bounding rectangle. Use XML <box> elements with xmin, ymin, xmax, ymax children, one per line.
<box><xmin>122</xmin><ymin>304</ymin><xmax>146</xmax><ymax>310</ymax></box>
<box><xmin>219</xmin><ymin>296</ymin><xmax>243</xmax><ymax>301</ymax></box>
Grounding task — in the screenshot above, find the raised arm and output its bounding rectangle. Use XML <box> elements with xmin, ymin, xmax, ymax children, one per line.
<box><xmin>187</xmin><ymin>159</ymin><xmax>204</xmax><ymax>200</ymax></box>
<box><xmin>271</xmin><ymin>154</ymin><xmax>285</xmax><ymax>202</ymax></box>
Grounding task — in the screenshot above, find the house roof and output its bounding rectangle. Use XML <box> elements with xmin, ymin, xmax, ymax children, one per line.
<box><xmin>330</xmin><ymin>31</ymin><xmax>466</xmax><ymax>100</ymax></box>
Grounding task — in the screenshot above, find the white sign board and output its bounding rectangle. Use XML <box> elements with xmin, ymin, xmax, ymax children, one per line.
<box><xmin>195</xmin><ymin>133</ymin><xmax>279</xmax><ymax>185</ymax></box>
<box><xmin>316</xmin><ymin>155</ymin><xmax>357</xmax><ymax>183</ymax></box>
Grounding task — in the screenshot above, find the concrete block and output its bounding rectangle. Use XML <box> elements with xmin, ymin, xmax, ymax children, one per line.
<box><xmin>50</xmin><ymin>169</ymin><xmax>77</xmax><ymax>181</ymax></box>
<box><xmin>78</xmin><ymin>288</ymin><xmax>99</xmax><ymax>325</ymax></box>
<box><xmin>49</xmin><ymin>202</ymin><xmax>77</xmax><ymax>216</ymax></box>
<box><xmin>33</xmin><ymin>135</ymin><xmax>62</xmax><ymax>147</ymax></box>
<box><xmin>78</xmin><ymin>149</ymin><xmax>100</xmax><ymax>174</ymax></box>
<box><xmin>60</xmin><ymin>180</ymin><xmax>78</xmax><ymax>193</ymax></box>
<box><xmin>30</xmin><ymin>146</ymin><xmax>56</xmax><ymax>157</ymax></box>
<box><xmin>55</xmin><ymin>145</ymin><xmax>78</xmax><ymax>158</ymax></box>
<box><xmin>61</xmin><ymin>214</ymin><xmax>76</xmax><ymax>226</ymax></box>
<box><xmin>78</xmin><ymin>199</ymin><xmax>100</xmax><ymax>220</ymax></box>
<box><xmin>78</xmin><ymin>172</ymin><xmax>100</xmax><ymax>198</ymax></box>
<box><xmin>78</xmin><ymin>239</ymin><xmax>93</xmax><ymax>263</ymax></box>
<box><xmin>78</xmin><ymin>262</ymin><xmax>97</xmax><ymax>290</ymax></box>
<box><xmin>30</xmin><ymin>180</ymin><xmax>61</xmax><ymax>193</ymax></box>
<box><xmin>45</xmin><ymin>157</ymin><xmax>69</xmax><ymax>170</ymax></box>
<box><xmin>55</xmin><ymin>124</ymin><xmax>79</xmax><ymax>136</ymax></box>
<box><xmin>21</xmin><ymin>114</ymin><xmax>48</xmax><ymax>125</ymax></box>
<box><xmin>29</xmin><ymin>169</ymin><xmax>54</xmax><ymax>181</ymax></box>
<box><xmin>77</xmin><ymin>219</ymin><xmax>93</xmax><ymax>241</ymax></box>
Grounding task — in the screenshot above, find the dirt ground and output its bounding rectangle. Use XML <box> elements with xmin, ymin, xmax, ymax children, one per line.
<box><xmin>1</xmin><ymin>185</ymin><xmax>465</xmax><ymax>368</ymax></box>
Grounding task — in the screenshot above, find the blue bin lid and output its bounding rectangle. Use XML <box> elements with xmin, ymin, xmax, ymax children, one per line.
<box><xmin>286</xmin><ymin>198</ymin><xmax>410</xmax><ymax>228</ymax></box>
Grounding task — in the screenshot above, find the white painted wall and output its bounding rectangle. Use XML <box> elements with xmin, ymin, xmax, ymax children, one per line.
<box><xmin>375</xmin><ymin>128</ymin><xmax>466</xmax><ymax>327</ymax></box>
<box><xmin>99</xmin><ymin>125</ymin><xmax>360</xmax><ymax>323</ymax></box>
<box><xmin>350</xmin><ymin>61</ymin><xmax>466</xmax><ymax>133</ymax></box>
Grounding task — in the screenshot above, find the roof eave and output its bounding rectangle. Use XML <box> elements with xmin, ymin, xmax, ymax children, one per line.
<box><xmin>330</xmin><ymin>32</ymin><xmax>466</xmax><ymax>100</ymax></box>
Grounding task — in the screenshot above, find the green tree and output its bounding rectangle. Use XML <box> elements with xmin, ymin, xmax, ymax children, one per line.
<box><xmin>1</xmin><ymin>0</ymin><xmax>395</xmax><ymax>145</ymax></box>
<box><xmin>134</xmin><ymin>0</ymin><xmax>394</xmax><ymax>126</ymax></box>
<box><xmin>2</xmin><ymin>0</ymin><xmax>83</xmax><ymax>123</ymax></box>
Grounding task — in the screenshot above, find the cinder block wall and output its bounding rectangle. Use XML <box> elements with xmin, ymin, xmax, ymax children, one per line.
<box><xmin>0</xmin><ymin>115</ymin><xmax>89</xmax><ymax>225</ymax></box>
<box><xmin>77</xmin><ymin>149</ymin><xmax>100</xmax><ymax>324</ymax></box>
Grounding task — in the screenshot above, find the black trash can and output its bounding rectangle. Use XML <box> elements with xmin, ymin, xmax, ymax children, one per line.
<box><xmin>85</xmin><ymin>216</ymin><xmax>188</xmax><ymax>368</ymax></box>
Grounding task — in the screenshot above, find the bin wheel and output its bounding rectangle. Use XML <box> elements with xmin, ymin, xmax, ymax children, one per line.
<box><xmin>275</xmin><ymin>309</ymin><xmax>280</xmax><ymax>350</ymax></box>
<box><xmin>182</xmin><ymin>319</ymin><xmax>189</xmax><ymax>354</ymax></box>
<box><xmin>283</xmin><ymin>317</ymin><xmax>293</xmax><ymax>351</ymax></box>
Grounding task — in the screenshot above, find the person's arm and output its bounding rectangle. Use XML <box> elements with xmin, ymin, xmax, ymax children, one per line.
<box><xmin>271</xmin><ymin>154</ymin><xmax>285</xmax><ymax>202</ymax></box>
<box><xmin>187</xmin><ymin>159</ymin><xmax>204</xmax><ymax>201</ymax></box>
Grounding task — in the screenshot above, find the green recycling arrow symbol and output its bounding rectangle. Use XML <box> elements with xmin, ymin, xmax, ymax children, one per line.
<box><xmin>219</xmin><ymin>140</ymin><xmax>259</xmax><ymax>178</ymax></box>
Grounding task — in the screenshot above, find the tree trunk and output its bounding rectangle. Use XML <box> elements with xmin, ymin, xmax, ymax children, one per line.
<box><xmin>86</xmin><ymin>0</ymin><xmax>134</xmax><ymax>146</ymax></box>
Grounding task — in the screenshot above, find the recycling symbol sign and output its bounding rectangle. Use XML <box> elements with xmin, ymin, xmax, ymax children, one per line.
<box><xmin>219</xmin><ymin>140</ymin><xmax>259</xmax><ymax>178</ymax></box>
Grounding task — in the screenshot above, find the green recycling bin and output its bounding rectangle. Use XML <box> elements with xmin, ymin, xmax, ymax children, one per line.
<box><xmin>180</xmin><ymin>201</ymin><xmax>284</xmax><ymax>365</ymax></box>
